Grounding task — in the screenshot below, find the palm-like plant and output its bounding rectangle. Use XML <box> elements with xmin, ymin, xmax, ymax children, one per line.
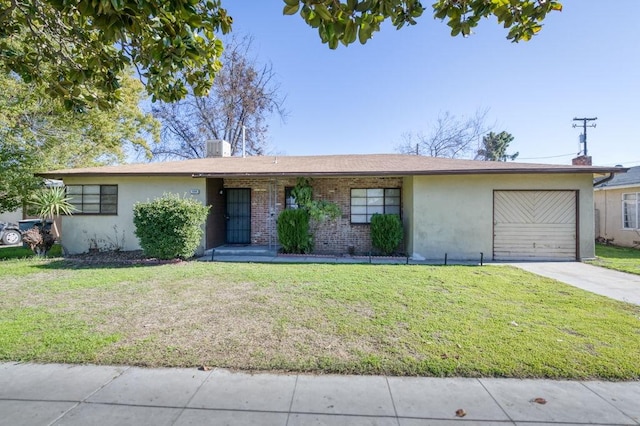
<box><xmin>25</xmin><ymin>186</ymin><xmax>75</xmax><ymax>255</ymax></box>
<box><xmin>30</xmin><ymin>186</ymin><xmax>75</xmax><ymax>223</ymax></box>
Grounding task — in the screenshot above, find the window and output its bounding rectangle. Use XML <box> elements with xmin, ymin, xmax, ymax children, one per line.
<box><xmin>66</xmin><ymin>185</ymin><xmax>118</xmax><ymax>215</ymax></box>
<box><xmin>284</xmin><ymin>187</ymin><xmax>298</xmax><ymax>209</ymax></box>
<box><xmin>623</xmin><ymin>193</ymin><xmax>638</xmax><ymax>229</ymax></box>
<box><xmin>350</xmin><ymin>188</ymin><xmax>400</xmax><ymax>224</ymax></box>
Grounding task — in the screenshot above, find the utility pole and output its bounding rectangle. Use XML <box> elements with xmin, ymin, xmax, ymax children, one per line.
<box><xmin>572</xmin><ymin>117</ymin><xmax>597</xmax><ymax>156</ymax></box>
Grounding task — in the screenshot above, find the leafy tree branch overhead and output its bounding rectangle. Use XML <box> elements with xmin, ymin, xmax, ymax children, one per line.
<box><xmin>0</xmin><ymin>0</ymin><xmax>231</xmax><ymax>111</ymax></box>
<box><xmin>1</xmin><ymin>0</ymin><xmax>561</xmax><ymax>110</ymax></box>
<box><xmin>285</xmin><ymin>0</ymin><xmax>563</xmax><ymax>48</ymax></box>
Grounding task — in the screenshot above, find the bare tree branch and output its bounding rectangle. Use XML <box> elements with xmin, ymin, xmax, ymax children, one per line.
<box><xmin>151</xmin><ymin>35</ymin><xmax>287</xmax><ymax>160</ymax></box>
<box><xmin>397</xmin><ymin>109</ymin><xmax>492</xmax><ymax>159</ymax></box>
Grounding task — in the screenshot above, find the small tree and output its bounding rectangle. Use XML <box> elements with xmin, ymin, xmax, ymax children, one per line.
<box><xmin>370</xmin><ymin>214</ymin><xmax>403</xmax><ymax>255</ymax></box>
<box><xmin>475</xmin><ymin>131</ymin><xmax>519</xmax><ymax>161</ymax></box>
<box><xmin>24</xmin><ymin>186</ymin><xmax>75</xmax><ymax>255</ymax></box>
<box><xmin>133</xmin><ymin>194</ymin><xmax>210</xmax><ymax>260</ymax></box>
<box><xmin>277</xmin><ymin>178</ymin><xmax>340</xmax><ymax>254</ymax></box>
<box><xmin>290</xmin><ymin>178</ymin><xmax>341</xmax><ymax>221</ymax></box>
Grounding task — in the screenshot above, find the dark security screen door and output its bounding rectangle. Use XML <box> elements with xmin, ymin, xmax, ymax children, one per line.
<box><xmin>226</xmin><ymin>189</ymin><xmax>251</xmax><ymax>244</ymax></box>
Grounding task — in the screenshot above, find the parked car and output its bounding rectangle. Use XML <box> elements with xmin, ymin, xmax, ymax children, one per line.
<box><xmin>18</xmin><ymin>219</ymin><xmax>53</xmax><ymax>234</ymax></box>
<box><xmin>0</xmin><ymin>222</ymin><xmax>22</xmax><ymax>245</ymax></box>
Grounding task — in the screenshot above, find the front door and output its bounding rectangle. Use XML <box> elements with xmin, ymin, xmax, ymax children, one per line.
<box><xmin>226</xmin><ymin>188</ymin><xmax>251</xmax><ymax>244</ymax></box>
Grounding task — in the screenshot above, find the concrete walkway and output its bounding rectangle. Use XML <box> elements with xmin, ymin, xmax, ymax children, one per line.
<box><xmin>1</xmin><ymin>363</ymin><xmax>639</xmax><ymax>426</ymax></box>
<box><xmin>512</xmin><ymin>262</ymin><xmax>640</xmax><ymax>305</ymax></box>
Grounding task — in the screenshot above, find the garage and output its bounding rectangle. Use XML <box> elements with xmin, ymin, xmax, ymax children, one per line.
<box><xmin>494</xmin><ymin>190</ymin><xmax>577</xmax><ymax>261</ymax></box>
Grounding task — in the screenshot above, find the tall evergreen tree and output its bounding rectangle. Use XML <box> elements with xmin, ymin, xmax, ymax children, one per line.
<box><xmin>476</xmin><ymin>131</ymin><xmax>519</xmax><ymax>161</ymax></box>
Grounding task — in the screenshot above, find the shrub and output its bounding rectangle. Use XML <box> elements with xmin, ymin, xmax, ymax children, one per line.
<box><xmin>370</xmin><ymin>214</ymin><xmax>403</xmax><ymax>255</ymax></box>
<box><xmin>21</xmin><ymin>227</ymin><xmax>55</xmax><ymax>256</ymax></box>
<box><xmin>277</xmin><ymin>208</ymin><xmax>313</xmax><ymax>254</ymax></box>
<box><xmin>133</xmin><ymin>193</ymin><xmax>210</xmax><ymax>260</ymax></box>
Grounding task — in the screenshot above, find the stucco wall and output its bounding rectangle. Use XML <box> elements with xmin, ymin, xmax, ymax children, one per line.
<box><xmin>60</xmin><ymin>176</ymin><xmax>207</xmax><ymax>255</ymax></box>
<box><xmin>594</xmin><ymin>186</ymin><xmax>640</xmax><ymax>247</ymax></box>
<box><xmin>409</xmin><ymin>173</ymin><xmax>596</xmax><ymax>261</ymax></box>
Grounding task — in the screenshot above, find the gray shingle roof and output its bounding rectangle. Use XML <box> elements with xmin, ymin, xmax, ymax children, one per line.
<box><xmin>595</xmin><ymin>165</ymin><xmax>640</xmax><ymax>188</ymax></box>
<box><xmin>38</xmin><ymin>154</ymin><xmax>626</xmax><ymax>178</ymax></box>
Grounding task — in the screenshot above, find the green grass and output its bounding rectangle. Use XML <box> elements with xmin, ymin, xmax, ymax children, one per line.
<box><xmin>1</xmin><ymin>259</ymin><xmax>639</xmax><ymax>379</ymax></box>
<box><xmin>0</xmin><ymin>244</ymin><xmax>62</xmax><ymax>260</ymax></box>
<box><xmin>0</xmin><ymin>308</ymin><xmax>119</xmax><ymax>363</ymax></box>
<box><xmin>587</xmin><ymin>243</ymin><xmax>640</xmax><ymax>275</ymax></box>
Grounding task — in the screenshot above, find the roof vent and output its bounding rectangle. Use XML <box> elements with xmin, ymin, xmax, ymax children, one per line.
<box><xmin>206</xmin><ymin>140</ymin><xmax>231</xmax><ymax>158</ymax></box>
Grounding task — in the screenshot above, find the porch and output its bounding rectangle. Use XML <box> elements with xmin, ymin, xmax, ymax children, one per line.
<box><xmin>202</xmin><ymin>245</ymin><xmax>485</xmax><ymax>266</ymax></box>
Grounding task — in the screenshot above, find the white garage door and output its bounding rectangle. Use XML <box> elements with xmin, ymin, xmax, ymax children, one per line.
<box><xmin>494</xmin><ymin>191</ymin><xmax>577</xmax><ymax>261</ymax></box>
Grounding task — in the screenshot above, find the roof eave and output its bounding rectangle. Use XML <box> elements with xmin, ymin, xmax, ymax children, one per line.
<box><xmin>192</xmin><ymin>167</ymin><xmax>627</xmax><ymax>178</ymax></box>
<box><xmin>36</xmin><ymin>172</ymin><xmax>198</xmax><ymax>179</ymax></box>
<box><xmin>38</xmin><ymin>166</ymin><xmax>628</xmax><ymax>179</ymax></box>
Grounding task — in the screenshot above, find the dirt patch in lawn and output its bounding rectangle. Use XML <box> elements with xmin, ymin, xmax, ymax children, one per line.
<box><xmin>91</xmin><ymin>278</ymin><xmax>372</xmax><ymax>369</ymax></box>
<box><xmin>64</xmin><ymin>250</ymin><xmax>185</xmax><ymax>266</ymax></box>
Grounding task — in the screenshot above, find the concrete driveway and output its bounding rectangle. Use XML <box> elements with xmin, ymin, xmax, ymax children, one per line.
<box><xmin>512</xmin><ymin>262</ymin><xmax>640</xmax><ymax>305</ymax></box>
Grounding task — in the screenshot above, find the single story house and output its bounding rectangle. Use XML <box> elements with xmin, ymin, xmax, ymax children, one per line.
<box><xmin>594</xmin><ymin>165</ymin><xmax>640</xmax><ymax>248</ymax></box>
<box><xmin>39</xmin><ymin>150</ymin><xmax>625</xmax><ymax>261</ymax></box>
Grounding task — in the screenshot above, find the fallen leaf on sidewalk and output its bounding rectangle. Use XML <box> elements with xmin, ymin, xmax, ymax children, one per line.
<box><xmin>532</xmin><ymin>397</ymin><xmax>547</xmax><ymax>404</ymax></box>
<box><xmin>198</xmin><ymin>366</ymin><xmax>212</xmax><ymax>371</ymax></box>
<box><xmin>455</xmin><ymin>409</ymin><xmax>467</xmax><ymax>417</ymax></box>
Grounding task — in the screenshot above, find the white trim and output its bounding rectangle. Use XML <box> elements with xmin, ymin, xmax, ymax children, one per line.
<box><xmin>621</xmin><ymin>191</ymin><xmax>639</xmax><ymax>230</ymax></box>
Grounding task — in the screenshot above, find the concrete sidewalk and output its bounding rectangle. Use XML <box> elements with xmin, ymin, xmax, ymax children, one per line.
<box><xmin>2</xmin><ymin>363</ymin><xmax>639</xmax><ymax>425</ymax></box>
<box><xmin>513</xmin><ymin>262</ymin><xmax>640</xmax><ymax>305</ymax></box>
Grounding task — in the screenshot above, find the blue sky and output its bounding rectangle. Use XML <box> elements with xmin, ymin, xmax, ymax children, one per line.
<box><xmin>222</xmin><ymin>1</ymin><xmax>638</xmax><ymax>167</ymax></box>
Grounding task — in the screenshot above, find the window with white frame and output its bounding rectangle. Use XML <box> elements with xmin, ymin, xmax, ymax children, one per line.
<box><xmin>66</xmin><ymin>185</ymin><xmax>118</xmax><ymax>215</ymax></box>
<box><xmin>622</xmin><ymin>193</ymin><xmax>638</xmax><ymax>229</ymax></box>
<box><xmin>350</xmin><ymin>188</ymin><xmax>401</xmax><ymax>224</ymax></box>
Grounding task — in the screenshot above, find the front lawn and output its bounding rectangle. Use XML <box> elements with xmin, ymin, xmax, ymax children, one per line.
<box><xmin>587</xmin><ymin>243</ymin><xmax>640</xmax><ymax>275</ymax></box>
<box><xmin>1</xmin><ymin>259</ymin><xmax>639</xmax><ymax>379</ymax></box>
<box><xmin>0</xmin><ymin>244</ymin><xmax>62</xmax><ymax>260</ymax></box>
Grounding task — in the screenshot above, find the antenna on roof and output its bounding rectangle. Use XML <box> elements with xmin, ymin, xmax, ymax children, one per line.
<box><xmin>242</xmin><ymin>126</ymin><xmax>246</xmax><ymax>158</ymax></box>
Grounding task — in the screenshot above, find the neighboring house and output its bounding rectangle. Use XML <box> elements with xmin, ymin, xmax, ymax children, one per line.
<box><xmin>594</xmin><ymin>165</ymin><xmax>640</xmax><ymax>248</ymax></box>
<box><xmin>39</xmin><ymin>148</ymin><xmax>624</xmax><ymax>261</ymax></box>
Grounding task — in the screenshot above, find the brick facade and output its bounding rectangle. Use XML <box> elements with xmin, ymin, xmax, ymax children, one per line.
<box><xmin>222</xmin><ymin>176</ymin><xmax>403</xmax><ymax>254</ymax></box>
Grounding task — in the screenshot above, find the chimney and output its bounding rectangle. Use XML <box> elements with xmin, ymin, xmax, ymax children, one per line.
<box><xmin>572</xmin><ymin>155</ymin><xmax>592</xmax><ymax>166</ymax></box>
